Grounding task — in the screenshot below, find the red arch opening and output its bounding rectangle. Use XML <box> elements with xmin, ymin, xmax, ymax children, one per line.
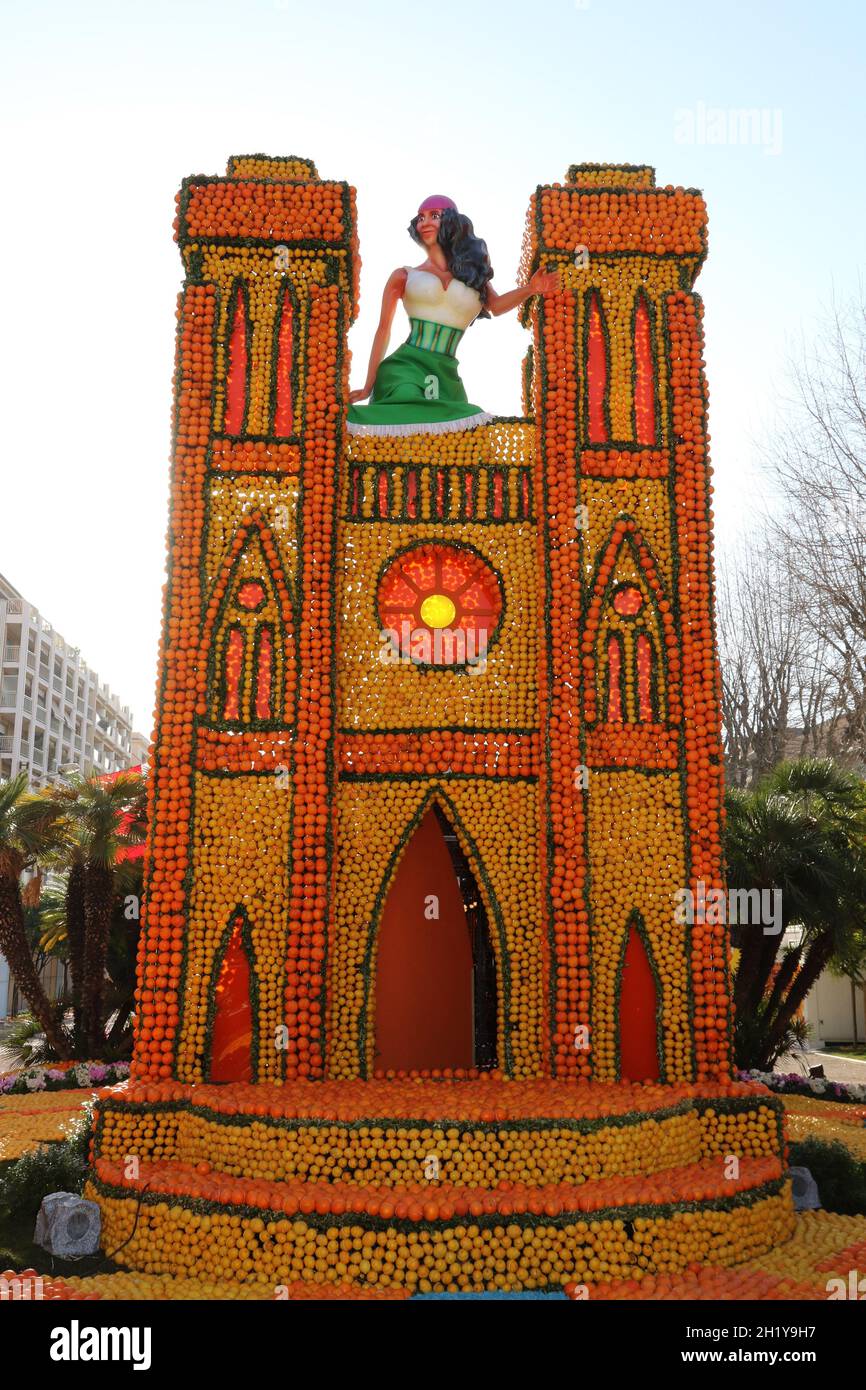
<box><xmin>374</xmin><ymin>806</ymin><xmax>496</xmax><ymax>1073</ymax></box>
<box><xmin>619</xmin><ymin>918</ymin><xmax>661</xmax><ymax>1081</ymax></box>
<box><xmin>210</xmin><ymin>919</ymin><xmax>253</xmax><ymax>1083</ymax></box>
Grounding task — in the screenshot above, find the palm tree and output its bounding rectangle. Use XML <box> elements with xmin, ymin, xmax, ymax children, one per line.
<box><xmin>49</xmin><ymin>771</ymin><xmax>146</xmax><ymax>1054</ymax></box>
<box><xmin>726</xmin><ymin>758</ymin><xmax>866</xmax><ymax>1069</ymax></box>
<box><xmin>37</xmin><ymin>827</ymin><xmax>87</xmax><ymax>1043</ymax></box>
<box><xmin>35</xmin><ymin>854</ymin><xmax>142</xmax><ymax>1060</ymax></box>
<box><xmin>0</xmin><ymin>774</ymin><xmax>70</xmax><ymax>1058</ymax></box>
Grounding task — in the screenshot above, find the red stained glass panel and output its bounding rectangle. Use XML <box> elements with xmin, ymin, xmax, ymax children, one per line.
<box><xmin>636</xmin><ymin>632</ymin><xmax>653</xmax><ymax>722</ymax></box>
<box><xmin>237</xmin><ymin>581</ymin><xmax>266</xmax><ymax>611</ymax></box>
<box><xmin>224</xmin><ymin>290</ymin><xmax>248</xmax><ymax>436</ymax></box>
<box><xmin>377</xmin><ymin>544</ymin><xmax>502</xmax><ymax>666</ymax></box>
<box><xmin>587</xmin><ymin>291</ymin><xmax>608</xmax><ymax>444</ymax></box>
<box><xmin>613</xmin><ymin>585</ymin><xmax>644</xmax><ymax>617</ymax></box>
<box><xmin>634</xmin><ymin>296</ymin><xmax>656</xmax><ymax>445</ymax></box>
<box><xmin>223</xmin><ymin>628</ymin><xmax>244</xmax><ymax>720</ymax></box>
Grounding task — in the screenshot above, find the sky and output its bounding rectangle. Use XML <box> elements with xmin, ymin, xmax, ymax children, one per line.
<box><xmin>1</xmin><ymin>0</ymin><xmax>864</xmax><ymax>735</ymax></box>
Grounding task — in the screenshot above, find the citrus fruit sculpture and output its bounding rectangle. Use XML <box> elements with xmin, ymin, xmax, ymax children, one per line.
<box><xmin>85</xmin><ymin>156</ymin><xmax>793</xmax><ymax>1293</ymax></box>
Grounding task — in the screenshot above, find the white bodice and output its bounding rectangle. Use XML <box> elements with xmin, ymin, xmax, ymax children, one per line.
<box><xmin>402</xmin><ymin>266</ymin><xmax>482</xmax><ymax>331</ymax></box>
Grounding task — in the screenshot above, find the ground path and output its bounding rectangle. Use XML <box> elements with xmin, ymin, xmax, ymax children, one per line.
<box><xmin>777</xmin><ymin>1048</ymin><xmax>866</xmax><ymax>1085</ymax></box>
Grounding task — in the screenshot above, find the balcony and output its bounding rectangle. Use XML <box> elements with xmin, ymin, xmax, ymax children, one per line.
<box><xmin>0</xmin><ymin>735</ymin><xmax>13</xmax><ymax>753</ymax></box>
<box><xmin>3</xmin><ymin>645</ymin><xmax>21</xmax><ymax>664</ymax></box>
<box><xmin>5</xmin><ymin>600</ymin><xmax>23</xmax><ymax>616</ymax></box>
<box><xmin>0</xmin><ymin>688</ymin><xmax>18</xmax><ymax>709</ymax></box>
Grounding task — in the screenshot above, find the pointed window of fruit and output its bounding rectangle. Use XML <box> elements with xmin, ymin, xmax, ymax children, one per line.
<box><xmin>209</xmin><ymin>537</ymin><xmax>294</xmax><ymax>729</ymax></box>
<box><xmin>600</xmin><ymin>584</ymin><xmax>660</xmax><ymax>724</ymax></box>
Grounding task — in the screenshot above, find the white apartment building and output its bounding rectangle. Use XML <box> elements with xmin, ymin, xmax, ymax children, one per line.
<box><xmin>779</xmin><ymin>925</ymin><xmax>866</xmax><ymax>1050</ymax></box>
<box><xmin>130</xmin><ymin>729</ymin><xmax>152</xmax><ymax>770</ymax></box>
<box><xmin>0</xmin><ymin>571</ymin><xmax>146</xmax><ymax>789</ymax></box>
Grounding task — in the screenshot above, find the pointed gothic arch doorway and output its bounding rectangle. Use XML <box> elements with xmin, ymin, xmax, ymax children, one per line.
<box><xmin>373</xmin><ymin>803</ymin><xmax>498</xmax><ymax>1074</ymax></box>
<box><xmin>618</xmin><ymin>913</ymin><xmax>662</xmax><ymax>1082</ymax></box>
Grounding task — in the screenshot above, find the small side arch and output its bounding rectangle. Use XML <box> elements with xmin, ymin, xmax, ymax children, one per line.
<box><xmin>204</xmin><ymin>906</ymin><xmax>259</xmax><ymax>1083</ymax></box>
<box><xmin>614</xmin><ymin>910</ymin><xmax>663</xmax><ymax>1082</ymax></box>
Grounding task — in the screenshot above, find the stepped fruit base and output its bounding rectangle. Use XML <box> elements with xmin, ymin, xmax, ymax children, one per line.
<box><xmin>86</xmin><ymin>1078</ymin><xmax>794</xmax><ymax>1294</ymax></box>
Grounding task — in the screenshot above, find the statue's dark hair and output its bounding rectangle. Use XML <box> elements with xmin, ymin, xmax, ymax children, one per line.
<box><xmin>408</xmin><ymin>207</ymin><xmax>493</xmax><ymax>320</ymax></box>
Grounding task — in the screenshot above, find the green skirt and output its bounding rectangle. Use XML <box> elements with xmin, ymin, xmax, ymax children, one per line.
<box><xmin>346</xmin><ymin>341</ymin><xmax>492</xmax><ymax>437</ymax></box>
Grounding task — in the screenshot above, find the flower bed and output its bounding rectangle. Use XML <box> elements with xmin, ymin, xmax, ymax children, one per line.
<box><xmin>740</xmin><ymin>1069</ymin><xmax>866</xmax><ymax>1105</ymax></box>
<box><xmin>0</xmin><ymin>1061</ymin><xmax>130</xmax><ymax>1097</ymax></box>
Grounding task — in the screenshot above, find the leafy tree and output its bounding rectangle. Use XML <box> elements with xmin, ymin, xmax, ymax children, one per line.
<box><xmin>43</xmin><ymin>771</ymin><xmax>145</xmax><ymax>1055</ymax></box>
<box><xmin>0</xmin><ymin>768</ymin><xmax>145</xmax><ymax>1063</ymax></box>
<box><xmin>727</xmin><ymin>758</ymin><xmax>866</xmax><ymax>1069</ymax></box>
<box><xmin>0</xmin><ymin>774</ymin><xmax>69</xmax><ymax>1058</ymax></box>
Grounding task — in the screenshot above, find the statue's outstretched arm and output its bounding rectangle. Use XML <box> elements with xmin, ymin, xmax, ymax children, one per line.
<box><xmin>485</xmin><ymin>267</ymin><xmax>560</xmax><ymax>318</ymax></box>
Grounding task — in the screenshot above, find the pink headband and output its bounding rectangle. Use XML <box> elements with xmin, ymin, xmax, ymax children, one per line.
<box><xmin>417</xmin><ymin>195</ymin><xmax>458</xmax><ymax>215</ymax></box>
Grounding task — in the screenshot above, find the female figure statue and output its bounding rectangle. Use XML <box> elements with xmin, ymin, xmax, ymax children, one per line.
<box><xmin>347</xmin><ymin>194</ymin><xmax>559</xmax><ymax>437</ymax></box>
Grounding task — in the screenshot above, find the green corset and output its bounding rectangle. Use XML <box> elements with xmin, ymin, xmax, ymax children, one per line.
<box><xmin>406</xmin><ymin>317</ymin><xmax>465</xmax><ymax>357</ymax></box>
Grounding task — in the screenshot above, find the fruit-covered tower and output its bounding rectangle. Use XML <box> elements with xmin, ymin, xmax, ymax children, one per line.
<box><xmin>133</xmin><ymin>154</ymin><xmax>358</xmax><ymax>1086</ymax></box>
<box><xmin>520</xmin><ymin>163</ymin><xmax>729</xmax><ymax>1084</ymax></box>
